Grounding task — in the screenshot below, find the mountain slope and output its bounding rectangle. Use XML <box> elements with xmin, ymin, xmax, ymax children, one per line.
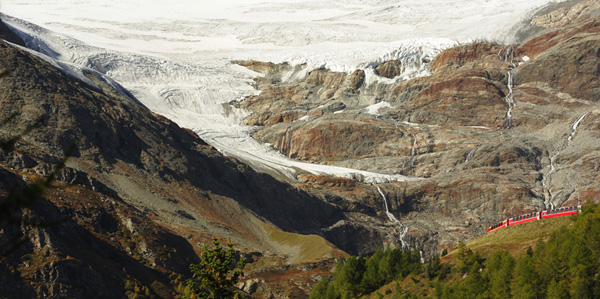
<box><xmin>0</xmin><ymin>38</ymin><xmax>353</xmax><ymax>297</ymax></box>
<box><xmin>0</xmin><ymin>0</ymin><xmax>598</xmax><ymax>297</ymax></box>
<box><xmin>236</xmin><ymin>0</ymin><xmax>600</xmax><ymax>258</ymax></box>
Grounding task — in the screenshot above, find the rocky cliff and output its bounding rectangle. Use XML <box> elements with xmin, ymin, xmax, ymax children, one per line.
<box><xmin>0</xmin><ymin>38</ymin><xmax>352</xmax><ymax>298</ymax></box>
<box><xmin>236</xmin><ymin>0</ymin><xmax>600</xmax><ymax>258</ymax></box>
<box><xmin>1</xmin><ymin>0</ymin><xmax>599</xmax><ymax>297</ymax></box>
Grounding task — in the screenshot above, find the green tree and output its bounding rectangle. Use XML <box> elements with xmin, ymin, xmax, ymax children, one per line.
<box><xmin>484</xmin><ymin>249</ymin><xmax>514</xmax><ymax>299</ymax></box>
<box><xmin>310</xmin><ymin>276</ymin><xmax>337</xmax><ymax>299</ymax></box>
<box><xmin>441</xmin><ymin>248</ymin><xmax>448</xmax><ymax>257</ymax></box>
<box><xmin>546</xmin><ymin>279</ymin><xmax>569</xmax><ymax>299</ymax></box>
<box><xmin>362</xmin><ymin>248</ymin><xmax>383</xmax><ymax>292</ymax></box>
<box><xmin>333</xmin><ymin>255</ymin><xmax>366</xmax><ymax>298</ymax></box>
<box><xmin>187</xmin><ymin>238</ymin><xmax>246</xmax><ymax>299</ymax></box>
<box><xmin>513</xmin><ymin>254</ymin><xmax>540</xmax><ymax>299</ymax></box>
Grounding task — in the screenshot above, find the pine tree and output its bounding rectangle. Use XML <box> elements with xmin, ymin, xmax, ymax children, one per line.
<box><xmin>187</xmin><ymin>238</ymin><xmax>245</xmax><ymax>299</ymax></box>
<box><xmin>333</xmin><ymin>256</ymin><xmax>366</xmax><ymax>298</ymax></box>
<box><xmin>362</xmin><ymin>248</ymin><xmax>383</xmax><ymax>292</ymax></box>
<box><xmin>513</xmin><ymin>254</ymin><xmax>540</xmax><ymax>299</ymax></box>
<box><xmin>309</xmin><ymin>277</ymin><xmax>331</xmax><ymax>299</ymax></box>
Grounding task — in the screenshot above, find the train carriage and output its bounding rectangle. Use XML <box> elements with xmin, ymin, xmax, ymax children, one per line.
<box><xmin>487</xmin><ymin>205</ymin><xmax>581</xmax><ymax>233</ymax></box>
<box><xmin>541</xmin><ymin>206</ymin><xmax>580</xmax><ymax>219</ymax></box>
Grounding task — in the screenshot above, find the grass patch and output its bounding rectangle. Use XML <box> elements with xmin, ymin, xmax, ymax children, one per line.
<box><xmin>444</xmin><ymin>215</ymin><xmax>575</xmax><ymax>261</ymax></box>
<box><xmin>262</xmin><ymin>223</ymin><xmax>345</xmax><ymax>263</ymax></box>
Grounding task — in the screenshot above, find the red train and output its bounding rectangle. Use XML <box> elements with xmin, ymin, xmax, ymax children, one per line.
<box><xmin>487</xmin><ymin>205</ymin><xmax>581</xmax><ymax>233</ymax></box>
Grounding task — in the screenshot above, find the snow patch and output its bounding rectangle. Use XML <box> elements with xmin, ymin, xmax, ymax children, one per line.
<box><xmin>0</xmin><ymin>0</ymin><xmax>566</xmax><ymax>183</ymax></box>
<box><xmin>297</xmin><ymin>115</ymin><xmax>309</xmax><ymax>121</ymax></box>
<box><xmin>365</xmin><ymin>101</ymin><xmax>391</xmax><ymax>115</ymax></box>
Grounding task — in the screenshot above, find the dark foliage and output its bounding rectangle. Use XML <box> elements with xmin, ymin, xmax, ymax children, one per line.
<box><xmin>186</xmin><ymin>238</ymin><xmax>246</xmax><ymax>299</ymax></box>
<box><xmin>439</xmin><ymin>203</ymin><xmax>600</xmax><ymax>298</ymax></box>
<box><xmin>309</xmin><ymin>247</ymin><xmax>423</xmax><ymax>299</ymax></box>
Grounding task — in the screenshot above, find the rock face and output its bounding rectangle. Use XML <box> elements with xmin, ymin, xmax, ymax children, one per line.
<box><xmin>0</xmin><ymin>18</ymin><xmax>25</xmax><ymax>47</ymax></box>
<box><xmin>0</xmin><ymin>39</ymin><xmax>352</xmax><ymax>298</ymax></box>
<box><xmin>375</xmin><ymin>60</ymin><xmax>403</xmax><ymax>79</ymax></box>
<box><xmin>237</xmin><ymin>0</ymin><xmax>600</xmax><ymax>258</ymax></box>
<box><xmin>1</xmin><ymin>0</ymin><xmax>599</xmax><ymax>297</ymax></box>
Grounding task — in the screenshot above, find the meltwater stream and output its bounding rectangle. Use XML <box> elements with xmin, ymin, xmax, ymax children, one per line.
<box><xmin>542</xmin><ymin>112</ymin><xmax>591</xmax><ymax>209</ymax></box>
<box><xmin>377</xmin><ymin>186</ymin><xmax>410</xmax><ymax>250</ymax></box>
<box><xmin>499</xmin><ymin>46</ymin><xmax>516</xmax><ymax>128</ymax></box>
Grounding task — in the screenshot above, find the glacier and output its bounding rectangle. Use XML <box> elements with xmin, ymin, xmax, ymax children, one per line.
<box><xmin>0</xmin><ymin>0</ymin><xmax>564</xmax><ymax>182</ymax></box>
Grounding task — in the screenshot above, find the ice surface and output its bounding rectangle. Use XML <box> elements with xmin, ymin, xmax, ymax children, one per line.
<box><xmin>0</xmin><ymin>0</ymin><xmax>563</xmax><ymax>182</ymax></box>
<box><xmin>365</xmin><ymin>101</ymin><xmax>391</xmax><ymax>115</ymax></box>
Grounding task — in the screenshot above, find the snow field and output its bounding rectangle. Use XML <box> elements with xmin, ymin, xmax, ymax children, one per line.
<box><xmin>0</xmin><ymin>0</ymin><xmax>564</xmax><ymax>182</ymax></box>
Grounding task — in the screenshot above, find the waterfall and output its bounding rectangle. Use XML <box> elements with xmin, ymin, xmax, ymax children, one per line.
<box><xmin>498</xmin><ymin>46</ymin><xmax>515</xmax><ymax>67</ymax></box>
<box><xmin>568</xmin><ymin>112</ymin><xmax>589</xmax><ymax>146</ymax></box>
<box><xmin>377</xmin><ymin>186</ymin><xmax>410</xmax><ymax>250</ymax></box>
<box><xmin>542</xmin><ymin>112</ymin><xmax>590</xmax><ymax>209</ymax></box>
<box><xmin>504</xmin><ymin>70</ymin><xmax>515</xmax><ymax>127</ymax></box>
<box><xmin>465</xmin><ymin>146</ymin><xmax>479</xmax><ymax>163</ymax></box>
<box><xmin>410</xmin><ymin>134</ymin><xmax>417</xmax><ymax>156</ymax></box>
<box><xmin>542</xmin><ymin>153</ymin><xmax>558</xmax><ymax>208</ymax></box>
<box><xmin>499</xmin><ymin>46</ymin><xmax>516</xmax><ymax>128</ymax></box>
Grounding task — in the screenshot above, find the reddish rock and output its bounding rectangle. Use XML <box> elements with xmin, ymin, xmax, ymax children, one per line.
<box><xmin>375</xmin><ymin>60</ymin><xmax>403</xmax><ymax>78</ymax></box>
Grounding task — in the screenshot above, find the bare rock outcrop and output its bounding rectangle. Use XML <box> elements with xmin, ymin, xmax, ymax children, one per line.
<box><xmin>237</xmin><ymin>0</ymin><xmax>600</xmax><ymax>259</ymax></box>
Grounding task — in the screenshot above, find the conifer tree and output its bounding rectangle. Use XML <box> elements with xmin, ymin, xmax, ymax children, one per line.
<box><xmin>187</xmin><ymin>238</ymin><xmax>245</xmax><ymax>299</ymax></box>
